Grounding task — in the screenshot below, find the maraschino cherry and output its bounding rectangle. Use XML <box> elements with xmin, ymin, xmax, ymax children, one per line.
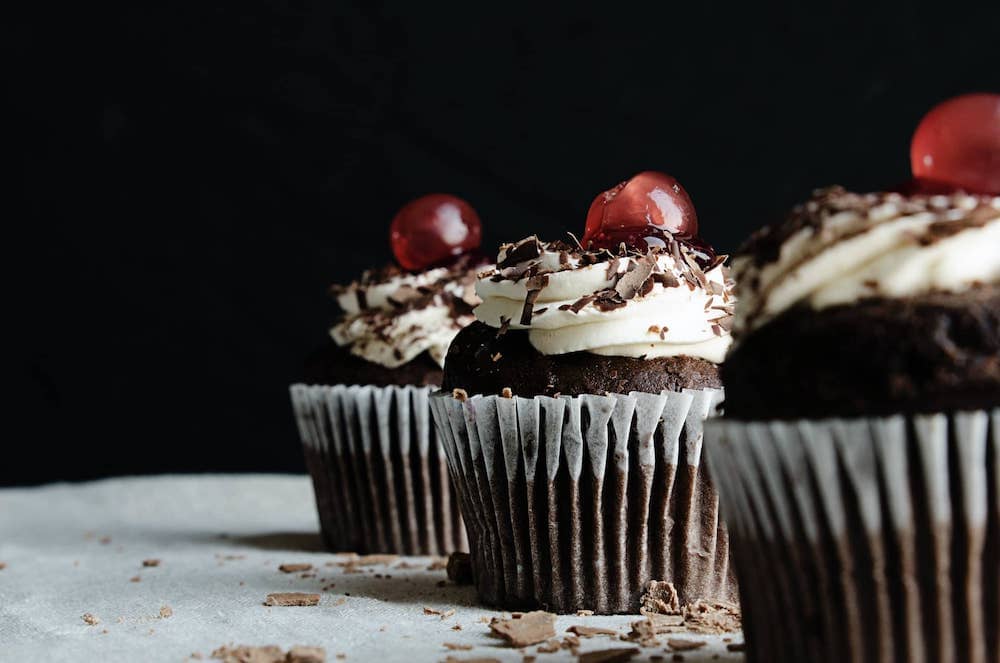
<box><xmin>910</xmin><ymin>93</ymin><xmax>1000</xmax><ymax>195</ymax></box>
<box><xmin>582</xmin><ymin>171</ymin><xmax>716</xmax><ymax>266</ymax></box>
<box><xmin>390</xmin><ymin>194</ymin><xmax>482</xmax><ymax>271</ymax></box>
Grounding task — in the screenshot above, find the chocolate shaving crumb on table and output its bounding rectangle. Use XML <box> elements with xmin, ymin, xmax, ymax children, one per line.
<box><xmin>141</xmin><ymin>559</ymin><xmax>160</xmax><ymax>567</ymax></box>
<box><xmin>211</xmin><ymin>644</ymin><xmax>326</xmax><ymax>663</ymax></box>
<box><xmin>566</xmin><ymin>625</ymin><xmax>619</xmax><ymax>637</ymax></box>
<box><xmin>263</xmin><ymin>593</ymin><xmax>320</xmax><ymax>607</ymax></box>
<box><xmin>489</xmin><ymin>611</ymin><xmax>556</xmax><ymax>647</ymax></box>
<box><xmin>279</xmin><ymin>563</ymin><xmax>313</xmax><ymax>573</ymax></box>
<box><xmin>667</xmin><ymin>638</ymin><xmax>706</xmax><ymax>651</ymax></box>
<box><xmin>576</xmin><ymin>647</ymin><xmax>641</xmax><ymax>663</ymax></box>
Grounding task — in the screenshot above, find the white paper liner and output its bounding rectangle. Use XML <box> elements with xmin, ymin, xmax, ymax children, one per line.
<box><xmin>290</xmin><ymin>383</ymin><xmax>467</xmax><ymax>555</ymax></box>
<box><xmin>429</xmin><ymin>388</ymin><xmax>736</xmax><ymax>614</ymax></box>
<box><xmin>705</xmin><ymin>409</ymin><xmax>1000</xmax><ymax>663</ymax></box>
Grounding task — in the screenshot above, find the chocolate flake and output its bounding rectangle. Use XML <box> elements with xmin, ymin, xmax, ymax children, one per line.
<box><xmin>263</xmin><ymin>593</ymin><xmax>320</xmax><ymax>607</ymax></box>
<box><xmin>569</xmin><ymin>294</ymin><xmax>597</xmax><ymax>313</ymax></box>
<box><xmin>566</xmin><ymin>625</ymin><xmax>618</xmax><ymax>637</ymax></box>
<box><xmin>489</xmin><ymin>611</ymin><xmax>556</xmax><ymax>647</ymax></box>
<box><xmin>496</xmin><ymin>316</ymin><xmax>511</xmax><ymax>337</ymax></box>
<box><xmin>279</xmin><ymin>563</ymin><xmax>312</xmax><ymax>573</ymax></box>
<box><xmin>520</xmin><ymin>274</ymin><xmax>550</xmax><ymax>325</ymax></box>
<box><xmin>614</xmin><ymin>257</ymin><xmax>654</xmax><ymax>300</ymax></box>
<box><xmin>667</xmin><ymin>638</ymin><xmax>705</xmax><ymax>651</ymax></box>
<box><xmin>142</xmin><ymin>559</ymin><xmax>160</xmax><ymax>567</ymax></box>
<box><xmin>577</xmin><ymin>648</ymin><xmax>640</xmax><ymax>663</ymax></box>
<box><xmin>498</xmin><ymin>235</ymin><xmax>542</xmax><ymax>269</ymax></box>
<box><xmin>653</xmin><ymin>272</ymin><xmax>680</xmax><ymax>289</ymax></box>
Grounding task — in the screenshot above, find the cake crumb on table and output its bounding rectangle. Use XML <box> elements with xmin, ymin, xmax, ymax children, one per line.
<box><xmin>81</xmin><ymin>613</ymin><xmax>99</xmax><ymax>626</ymax></box>
<box><xmin>279</xmin><ymin>563</ymin><xmax>313</xmax><ymax>573</ymax></box>
<box><xmin>142</xmin><ymin>559</ymin><xmax>160</xmax><ymax>567</ymax></box>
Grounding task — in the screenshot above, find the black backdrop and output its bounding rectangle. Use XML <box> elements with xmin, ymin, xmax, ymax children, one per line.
<box><xmin>14</xmin><ymin>2</ymin><xmax>1000</xmax><ymax>485</ymax></box>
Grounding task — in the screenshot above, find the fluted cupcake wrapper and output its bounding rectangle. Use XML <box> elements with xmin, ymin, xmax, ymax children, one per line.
<box><xmin>429</xmin><ymin>388</ymin><xmax>736</xmax><ymax>614</ymax></box>
<box><xmin>290</xmin><ymin>383</ymin><xmax>467</xmax><ymax>555</ymax></box>
<box><xmin>705</xmin><ymin>409</ymin><xmax>1000</xmax><ymax>663</ymax></box>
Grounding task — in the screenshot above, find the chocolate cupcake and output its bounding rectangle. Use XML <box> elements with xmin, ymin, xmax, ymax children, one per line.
<box><xmin>705</xmin><ymin>94</ymin><xmax>1000</xmax><ymax>663</ymax></box>
<box><xmin>430</xmin><ymin>171</ymin><xmax>739</xmax><ymax>614</ymax></box>
<box><xmin>290</xmin><ymin>194</ymin><xmax>488</xmax><ymax>555</ymax></box>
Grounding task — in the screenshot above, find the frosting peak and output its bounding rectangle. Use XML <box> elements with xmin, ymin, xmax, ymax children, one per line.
<box><xmin>474</xmin><ymin>236</ymin><xmax>734</xmax><ymax>363</ymax></box>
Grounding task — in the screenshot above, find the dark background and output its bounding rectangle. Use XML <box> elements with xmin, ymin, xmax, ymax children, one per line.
<box><xmin>14</xmin><ymin>2</ymin><xmax>1000</xmax><ymax>485</ymax></box>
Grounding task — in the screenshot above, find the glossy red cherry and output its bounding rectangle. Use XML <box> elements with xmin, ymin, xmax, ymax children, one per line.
<box><xmin>910</xmin><ymin>93</ymin><xmax>1000</xmax><ymax>195</ymax></box>
<box><xmin>390</xmin><ymin>194</ymin><xmax>482</xmax><ymax>271</ymax></box>
<box><xmin>582</xmin><ymin>171</ymin><xmax>698</xmax><ymax>251</ymax></box>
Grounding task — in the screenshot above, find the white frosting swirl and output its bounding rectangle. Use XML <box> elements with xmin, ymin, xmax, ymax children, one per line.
<box><xmin>331</xmin><ymin>265</ymin><xmax>480</xmax><ymax>369</ymax></box>
<box><xmin>732</xmin><ymin>189</ymin><xmax>1000</xmax><ymax>337</ymax></box>
<box><xmin>474</xmin><ymin>241</ymin><xmax>734</xmax><ymax>363</ymax></box>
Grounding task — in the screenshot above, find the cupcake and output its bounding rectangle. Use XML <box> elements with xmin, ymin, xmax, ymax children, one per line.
<box><xmin>430</xmin><ymin>171</ymin><xmax>739</xmax><ymax>613</ymax></box>
<box><xmin>290</xmin><ymin>194</ymin><xmax>488</xmax><ymax>555</ymax></box>
<box><xmin>705</xmin><ymin>94</ymin><xmax>1000</xmax><ymax>662</ymax></box>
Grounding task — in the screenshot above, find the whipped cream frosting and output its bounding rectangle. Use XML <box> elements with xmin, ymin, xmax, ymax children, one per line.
<box><xmin>474</xmin><ymin>236</ymin><xmax>734</xmax><ymax>363</ymax></box>
<box><xmin>732</xmin><ymin>187</ymin><xmax>1000</xmax><ymax>338</ymax></box>
<box><xmin>330</xmin><ymin>261</ymin><xmax>481</xmax><ymax>368</ymax></box>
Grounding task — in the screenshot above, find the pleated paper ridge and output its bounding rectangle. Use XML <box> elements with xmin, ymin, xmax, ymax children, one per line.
<box><xmin>706</xmin><ymin>409</ymin><xmax>1000</xmax><ymax>663</ymax></box>
<box><xmin>290</xmin><ymin>383</ymin><xmax>467</xmax><ymax>555</ymax></box>
<box><xmin>430</xmin><ymin>388</ymin><xmax>737</xmax><ymax>614</ymax></box>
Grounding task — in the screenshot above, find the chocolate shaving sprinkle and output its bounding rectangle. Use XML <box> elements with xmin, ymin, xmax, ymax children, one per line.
<box><xmin>496</xmin><ymin>316</ymin><xmax>511</xmax><ymax>337</ymax></box>
<box><xmin>520</xmin><ymin>288</ymin><xmax>542</xmax><ymax>325</ymax></box>
<box><xmin>569</xmin><ymin>294</ymin><xmax>597</xmax><ymax>313</ymax></box>
<box><xmin>533</xmin><ymin>307</ymin><xmax>548</xmax><ymax>316</ymax></box>
<box><xmin>498</xmin><ymin>235</ymin><xmax>542</xmax><ymax>269</ymax></box>
<box><xmin>605</xmin><ymin>257</ymin><xmax>622</xmax><ymax>280</ymax></box>
<box><xmin>653</xmin><ymin>272</ymin><xmax>680</xmax><ymax>288</ymax></box>
<box><xmin>614</xmin><ymin>257</ymin><xmax>654</xmax><ymax>300</ymax></box>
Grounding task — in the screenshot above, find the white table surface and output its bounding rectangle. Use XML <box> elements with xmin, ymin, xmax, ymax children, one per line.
<box><xmin>0</xmin><ymin>475</ymin><xmax>745</xmax><ymax>662</ymax></box>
